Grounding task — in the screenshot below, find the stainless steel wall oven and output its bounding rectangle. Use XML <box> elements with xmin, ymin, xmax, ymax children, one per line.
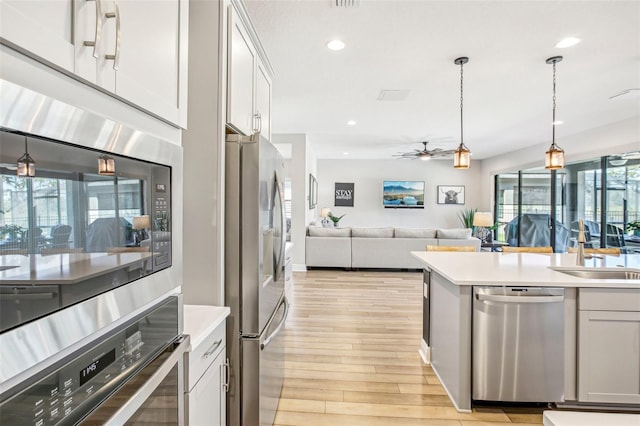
<box><xmin>0</xmin><ymin>80</ymin><xmax>184</xmax><ymax>407</ymax></box>
<box><xmin>0</xmin><ymin>130</ymin><xmax>172</xmax><ymax>332</ymax></box>
<box><xmin>0</xmin><ymin>296</ymin><xmax>188</xmax><ymax>425</ymax></box>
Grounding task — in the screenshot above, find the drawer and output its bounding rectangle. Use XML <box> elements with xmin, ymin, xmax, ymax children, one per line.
<box><xmin>187</xmin><ymin>322</ymin><xmax>225</xmax><ymax>389</ymax></box>
<box><xmin>579</xmin><ymin>288</ymin><xmax>640</xmax><ymax>312</ymax></box>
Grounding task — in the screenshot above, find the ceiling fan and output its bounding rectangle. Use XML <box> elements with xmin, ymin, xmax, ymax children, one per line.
<box><xmin>392</xmin><ymin>141</ymin><xmax>456</xmax><ymax>161</ymax></box>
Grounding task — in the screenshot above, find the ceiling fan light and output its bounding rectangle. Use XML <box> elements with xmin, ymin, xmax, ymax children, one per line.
<box><xmin>545</xmin><ymin>143</ymin><xmax>565</xmax><ymax>170</ymax></box>
<box><xmin>453</xmin><ymin>143</ymin><xmax>471</xmax><ymax>169</ymax></box>
<box><xmin>419</xmin><ymin>153</ymin><xmax>431</xmax><ymax>161</ymax></box>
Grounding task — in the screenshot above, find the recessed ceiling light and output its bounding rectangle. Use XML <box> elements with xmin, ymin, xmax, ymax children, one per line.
<box><xmin>555</xmin><ymin>37</ymin><xmax>581</xmax><ymax>48</ymax></box>
<box><xmin>553</xmin><ymin>120</ymin><xmax>564</xmax><ymax>125</ymax></box>
<box><xmin>346</xmin><ymin>120</ymin><xmax>356</xmax><ymax>126</ymax></box>
<box><xmin>326</xmin><ymin>40</ymin><xmax>345</xmax><ymax>51</ymax></box>
<box><xmin>343</xmin><ymin>152</ymin><xmax>349</xmax><ymax>156</ymax></box>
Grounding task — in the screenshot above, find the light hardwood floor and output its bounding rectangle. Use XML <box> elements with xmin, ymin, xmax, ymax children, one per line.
<box><xmin>276</xmin><ymin>270</ymin><xmax>543</xmax><ymax>426</ymax></box>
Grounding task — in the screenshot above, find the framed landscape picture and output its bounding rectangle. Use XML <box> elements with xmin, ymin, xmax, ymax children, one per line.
<box><xmin>437</xmin><ymin>185</ymin><xmax>465</xmax><ymax>205</ymax></box>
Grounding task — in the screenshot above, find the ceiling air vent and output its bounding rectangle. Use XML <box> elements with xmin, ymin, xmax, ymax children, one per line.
<box><xmin>377</xmin><ymin>90</ymin><xmax>410</xmax><ymax>101</ymax></box>
<box><xmin>331</xmin><ymin>0</ymin><xmax>360</xmax><ymax>8</ymax></box>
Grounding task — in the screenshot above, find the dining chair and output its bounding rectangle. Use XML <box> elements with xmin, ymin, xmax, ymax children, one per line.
<box><xmin>567</xmin><ymin>247</ymin><xmax>621</xmax><ymax>255</ymax></box>
<box><xmin>502</xmin><ymin>246</ymin><xmax>553</xmax><ymax>253</ymax></box>
<box><xmin>426</xmin><ymin>245</ymin><xmax>476</xmax><ymax>252</ymax></box>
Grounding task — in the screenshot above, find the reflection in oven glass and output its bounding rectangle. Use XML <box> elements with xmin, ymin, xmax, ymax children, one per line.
<box><xmin>0</xmin><ymin>130</ymin><xmax>172</xmax><ymax>332</ymax></box>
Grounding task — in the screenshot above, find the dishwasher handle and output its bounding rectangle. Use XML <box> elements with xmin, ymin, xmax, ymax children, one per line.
<box><xmin>476</xmin><ymin>293</ymin><xmax>564</xmax><ymax>304</ymax></box>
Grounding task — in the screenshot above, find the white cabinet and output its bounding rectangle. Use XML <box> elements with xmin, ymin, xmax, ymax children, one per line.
<box><xmin>227</xmin><ymin>4</ymin><xmax>256</xmax><ymax>136</ymax></box>
<box><xmin>0</xmin><ymin>0</ymin><xmax>75</xmax><ymax>72</ymax></box>
<box><xmin>1</xmin><ymin>0</ymin><xmax>188</xmax><ymax>126</ymax></box>
<box><xmin>189</xmin><ymin>350</ymin><xmax>226</xmax><ymax>426</ymax></box>
<box><xmin>184</xmin><ymin>306</ymin><xmax>230</xmax><ymax>426</ymax></box>
<box><xmin>255</xmin><ymin>58</ymin><xmax>272</xmax><ymax>141</ymax></box>
<box><xmin>226</xmin><ymin>3</ymin><xmax>272</xmax><ymax>140</ymax></box>
<box><xmin>578</xmin><ymin>289</ymin><xmax>640</xmax><ymax>405</ymax></box>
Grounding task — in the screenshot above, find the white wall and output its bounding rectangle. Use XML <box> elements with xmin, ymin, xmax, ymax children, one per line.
<box><xmin>273</xmin><ymin>133</ymin><xmax>317</xmax><ymax>268</ymax></box>
<box><xmin>316</xmin><ymin>158</ymin><xmax>484</xmax><ymax>229</ymax></box>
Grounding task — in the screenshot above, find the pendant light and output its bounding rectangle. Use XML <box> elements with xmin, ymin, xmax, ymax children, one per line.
<box><xmin>17</xmin><ymin>135</ymin><xmax>36</xmax><ymax>177</ymax></box>
<box><xmin>453</xmin><ymin>57</ymin><xmax>471</xmax><ymax>169</ymax></box>
<box><xmin>98</xmin><ymin>154</ymin><xmax>116</xmax><ymax>176</ymax></box>
<box><xmin>545</xmin><ymin>56</ymin><xmax>565</xmax><ymax>170</ymax></box>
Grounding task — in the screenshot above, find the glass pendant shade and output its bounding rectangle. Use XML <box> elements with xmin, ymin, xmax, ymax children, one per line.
<box><xmin>17</xmin><ymin>136</ymin><xmax>35</xmax><ymax>177</ymax></box>
<box><xmin>453</xmin><ymin>142</ymin><xmax>471</xmax><ymax>169</ymax></box>
<box><xmin>17</xmin><ymin>152</ymin><xmax>35</xmax><ymax>177</ymax></box>
<box><xmin>98</xmin><ymin>154</ymin><xmax>116</xmax><ymax>176</ymax></box>
<box><xmin>545</xmin><ymin>143</ymin><xmax>565</xmax><ymax>170</ymax></box>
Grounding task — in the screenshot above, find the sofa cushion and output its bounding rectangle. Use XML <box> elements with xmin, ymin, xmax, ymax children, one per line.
<box><xmin>394</xmin><ymin>228</ymin><xmax>437</xmax><ymax>238</ymax></box>
<box><xmin>308</xmin><ymin>226</ymin><xmax>351</xmax><ymax>237</ymax></box>
<box><xmin>351</xmin><ymin>227</ymin><xmax>394</xmax><ymax>238</ymax></box>
<box><xmin>436</xmin><ymin>228</ymin><xmax>472</xmax><ymax>239</ymax></box>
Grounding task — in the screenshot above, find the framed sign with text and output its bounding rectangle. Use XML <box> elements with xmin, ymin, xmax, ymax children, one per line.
<box><xmin>335</xmin><ymin>182</ymin><xmax>354</xmax><ymax>207</ymax></box>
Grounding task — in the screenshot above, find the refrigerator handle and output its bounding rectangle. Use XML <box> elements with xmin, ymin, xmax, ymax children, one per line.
<box><xmin>260</xmin><ymin>297</ymin><xmax>289</xmax><ymax>350</ymax></box>
<box><xmin>476</xmin><ymin>293</ymin><xmax>564</xmax><ymax>304</ymax></box>
<box><xmin>273</xmin><ymin>172</ymin><xmax>286</xmax><ymax>281</ymax></box>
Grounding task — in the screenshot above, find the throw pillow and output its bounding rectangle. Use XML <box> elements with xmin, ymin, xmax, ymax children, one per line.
<box><xmin>308</xmin><ymin>226</ymin><xmax>351</xmax><ymax>237</ymax></box>
<box><xmin>351</xmin><ymin>227</ymin><xmax>394</xmax><ymax>238</ymax></box>
<box><xmin>394</xmin><ymin>228</ymin><xmax>437</xmax><ymax>238</ymax></box>
<box><xmin>437</xmin><ymin>228</ymin><xmax>472</xmax><ymax>239</ymax></box>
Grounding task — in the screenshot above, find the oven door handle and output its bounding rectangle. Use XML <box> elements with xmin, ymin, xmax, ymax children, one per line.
<box><xmin>102</xmin><ymin>336</ymin><xmax>190</xmax><ymax>425</ymax></box>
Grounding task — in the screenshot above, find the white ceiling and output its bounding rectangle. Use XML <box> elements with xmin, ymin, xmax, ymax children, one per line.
<box><xmin>244</xmin><ymin>0</ymin><xmax>640</xmax><ymax>161</ymax></box>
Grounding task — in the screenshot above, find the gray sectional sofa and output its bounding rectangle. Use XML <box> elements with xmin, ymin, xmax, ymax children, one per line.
<box><xmin>305</xmin><ymin>226</ymin><xmax>481</xmax><ymax>269</ymax></box>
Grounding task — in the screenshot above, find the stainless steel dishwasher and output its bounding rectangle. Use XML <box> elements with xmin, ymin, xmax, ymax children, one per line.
<box><xmin>473</xmin><ymin>286</ymin><xmax>565</xmax><ymax>403</ymax></box>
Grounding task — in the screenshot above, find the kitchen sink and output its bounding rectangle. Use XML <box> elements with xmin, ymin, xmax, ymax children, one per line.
<box><xmin>0</xmin><ymin>265</ymin><xmax>19</xmax><ymax>272</ymax></box>
<box><xmin>550</xmin><ymin>267</ymin><xmax>640</xmax><ymax>280</ymax></box>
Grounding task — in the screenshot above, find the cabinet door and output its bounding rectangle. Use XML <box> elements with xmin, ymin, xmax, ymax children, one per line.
<box><xmin>578</xmin><ymin>310</ymin><xmax>640</xmax><ymax>404</ymax></box>
<box><xmin>227</xmin><ymin>5</ymin><xmax>256</xmax><ymax>136</ymax></box>
<box><xmin>188</xmin><ymin>352</ymin><xmax>225</xmax><ymax>426</ymax></box>
<box><xmin>255</xmin><ymin>58</ymin><xmax>272</xmax><ymax>141</ymax></box>
<box><xmin>0</xmin><ymin>0</ymin><xmax>75</xmax><ymax>72</ymax></box>
<box><xmin>114</xmin><ymin>0</ymin><xmax>187</xmax><ymax>126</ymax></box>
<box><xmin>74</xmin><ymin>0</ymin><xmax>116</xmax><ymax>91</ymax></box>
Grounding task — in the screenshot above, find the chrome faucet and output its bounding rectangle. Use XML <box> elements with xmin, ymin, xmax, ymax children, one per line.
<box><xmin>576</xmin><ymin>218</ymin><xmax>590</xmax><ymax>266</ymax></box>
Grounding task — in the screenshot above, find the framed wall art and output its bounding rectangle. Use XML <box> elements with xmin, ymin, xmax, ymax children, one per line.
<box><xmin>309</xmin><ymin>174</ymin><xmax>317</xmax><ymax>209</ymax></box>
<box><xmin>334</xmin><ymin>182</ymin><xmax>354</xmax><ymax>207</ymax></box>
<box><xmin>437</xmin><ymin>185</ymin><xmax>465</xmax><ymax>205</ymax></box>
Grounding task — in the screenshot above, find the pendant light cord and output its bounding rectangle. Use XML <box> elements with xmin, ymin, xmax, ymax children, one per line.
<box><xmin>552</xmin><ymin>60</ymin><xmax>556</xmax><ymax>147</ymax></box>
<box><xmin>460</xmin><ymin>61</ymin><xmax>464</xmax><ymax>145</ymax></box>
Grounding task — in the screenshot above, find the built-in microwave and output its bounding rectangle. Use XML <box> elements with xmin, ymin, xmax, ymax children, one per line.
<box><xmin>0</xmin><ymin>130</ymin><xmax>172</xmax><ymax>332</ymax></box>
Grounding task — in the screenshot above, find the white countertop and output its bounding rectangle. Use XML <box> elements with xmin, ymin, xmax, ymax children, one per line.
<box><xmin>183</xmin><ymin>305</ymin><xmax>230</xmax><ymax>351</ymax></box>
<box><xmin>412</xmin><ymin>252</ymin><xmax>640</xmax><ymax>288</ymax></box>
<box><xmin>0</xmin><ymin>252</ymin><xmax>154</xmax><ymax>285</ymax></box>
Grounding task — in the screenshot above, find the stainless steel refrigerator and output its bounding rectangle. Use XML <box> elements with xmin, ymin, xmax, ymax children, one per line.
<box><xmin>225</xmin><ymin>133</ymin><xmax>288</xmax><ymax>426</ymax></box>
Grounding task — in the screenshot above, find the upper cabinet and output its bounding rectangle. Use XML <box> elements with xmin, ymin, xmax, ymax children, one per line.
<box><xmin>1</xmin><ymin>0</ymin><xmax>188</xmax><ymax>127</ymax></box>
<box><xmin>0</xmin><ymin>0</ymin><xmax>75</xmax><ymax>72</ymax></box>
<box><xmin>226</xmin><ymin>2</ymin><xmax>273</xmax><ymax>141</ymax></box>
<box><xmin>255</xmin><ymin>58</ymin><xmax>272</xmax><ymax>141</ymax></box>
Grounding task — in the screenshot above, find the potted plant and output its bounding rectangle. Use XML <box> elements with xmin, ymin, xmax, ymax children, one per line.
<box><xmin>626</xmin><ymin>220</ymin><xmax>640</xmax><ymax>237</ymax></box>
<box><xmin>0</xmin><ymin>224</ymin><xmax>24</xmax><ymax>241</ymax></box>
<box><xmin>328</xmin><ymin>212</ymin><xmax>346</xmax><ymax>227</ymax></box>
<box><xmin>457</xmin><ymin>208</ymin><xmax>476</xmax><ymax>229</ymax></box>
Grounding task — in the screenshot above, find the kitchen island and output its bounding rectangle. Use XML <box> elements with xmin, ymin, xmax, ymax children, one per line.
<box><xmin>412</xmin><ymin>251</ymin><xmax>640</xmax><ymax>412</ymax></box>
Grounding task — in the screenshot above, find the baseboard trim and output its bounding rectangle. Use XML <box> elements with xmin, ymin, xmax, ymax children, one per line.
<box><xmin>418</xmin><ymin>339</ymin><xmax>431</xmax><ymax>365</ymax></box>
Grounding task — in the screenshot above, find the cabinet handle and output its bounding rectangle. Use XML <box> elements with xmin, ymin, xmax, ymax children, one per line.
<box><xmin>223</xmin><ymin>358</ymin><xmax>230</xmax><ymax>392</ymax></box>
<box><xmin>203</xmin><ymin>338</ymin><xmax>223</xmax><ymax>358</ymax></box>
<box><xmin>83</xmin><ymin>0</ymin><xmax>103</xmax><ymax>59</ymax></box>
<box><xmin>253</xmin><ymin>112</ymin><xmax>262</xmax><ymax>133</ymax></box>
<box><xmin>104</xmin><ymin>1</ymin><xmax>121</xmax><ymax>70</ymax></box>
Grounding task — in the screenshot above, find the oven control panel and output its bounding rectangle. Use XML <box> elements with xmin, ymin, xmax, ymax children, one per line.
<box><xmin>0</xmin><ymin>297</ymin><xmax>179</xmax><ymax>425</ymax></box>
<box><xmin>151</xmin><ymin>165</ymin><xmax>171</xmax><ymax>270</ymax></box>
